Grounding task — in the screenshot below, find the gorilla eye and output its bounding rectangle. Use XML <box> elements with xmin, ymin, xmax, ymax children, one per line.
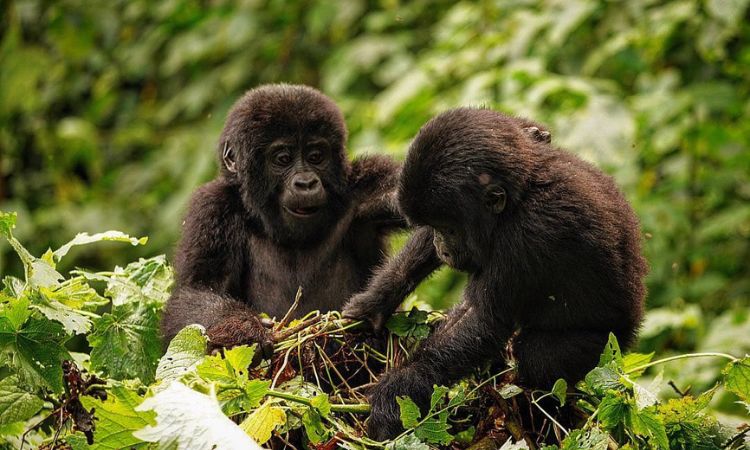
<box><xmin>273</xmin><ymin>152</ymin><xmax>292</xmax><ymax>166</ymax></box>
<box><xmin>307</xmin><ymin>150</ymin><xmax>324</xmax><ymax>165</ymax></box>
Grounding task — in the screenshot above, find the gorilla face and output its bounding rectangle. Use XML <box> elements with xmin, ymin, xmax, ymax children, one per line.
<box><xmin>219</xmin><ymin>84</ymin><xmax>349</xmax><ymax>246</ymax></box>
<box><xmin>432</xmin><ymin>225</ymin><xmax>477</xmax><ymax>271</ymax></box>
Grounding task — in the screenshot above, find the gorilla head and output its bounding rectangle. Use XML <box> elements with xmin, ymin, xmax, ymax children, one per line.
<box><xmin>218</xmin><ymin>84</ymin><xmax>350</xmax><ymax>245</ymax></box>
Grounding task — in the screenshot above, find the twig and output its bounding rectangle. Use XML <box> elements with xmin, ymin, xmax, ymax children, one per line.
<box><xmin>667</xmin><ymin>380</ymin><xmax>690</xmax><ymax>397</ymax></box>
<box><xmin>275</xmin><ymin>286</ymin><xmax>303</xmax><ymax>331</ymax></box>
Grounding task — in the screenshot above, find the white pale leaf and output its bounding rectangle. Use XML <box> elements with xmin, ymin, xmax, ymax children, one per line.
<box><xmin>134</xmin><ymin>382</ymin><xmax>263</xmax><ymax>450</ymax></box>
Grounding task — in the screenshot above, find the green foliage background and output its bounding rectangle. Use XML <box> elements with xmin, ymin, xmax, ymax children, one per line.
<box><xmin>1</xmin><ymin>0</ymin><xmax>749</xmax><ymax>421</ymax></box>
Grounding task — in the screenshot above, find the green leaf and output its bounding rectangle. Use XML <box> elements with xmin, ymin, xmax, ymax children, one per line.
<box><xmin>414</xmin><ymin>413</ymin><xmax>453</xmax><ymax>445</ymax></box>
<box><xmin>79</xmin><ymin>385</ymin><xmax>154</xmax><ymax>449</ymax></box>
<box><xmin>0</xmin><ymin>316</ymin><xmax>70</xmax><ymax>393</ymax></box>
<box><xmin>240</xmin><ymin>400</ymin><xmax>286</xmax><ymax>444</ymax></box>
<box><xmin>453</xmin><ymin>426</ymin><xmax>475</xmax><ymax>445</ymax></box>
<box><xmin>135</xmin><ymin>382</ymin><xmax>262</xmax><ymax>449</ymax></box>
<box><xmin>301</xmin><ymin>409</ymin><xmax>330</xmax><ymax>444</ymax></box>
<box><xmin>429</xmin><ymin>385</ymin><xmax>449</xmax><ymax>410</ymax></box>
<box><xmin>584</xmin><ymin>366</ymin><xmax>624</xmax><ymax>396</ymax></box>
<box><xmin>88</xmin><ymin>303</ymin><xmax>161</xmax><ymax>383</ymax></box>
<box><xmin>559</xmin><ymin>428</ymin><xmax>609</xmax><ymax>450</ymax></box>
<box><xmin>722</xmin><ymin>356</ymin><xmax>750</xmax><ymax>402</ymax></box>
<box><xmin>629</xmin><ymin>407</ymin><xmax>669</xmax><ymax>449</ymax></box>
<box><xmin>597</xmin><ymin>391</ymin><xmax>629</xmax><ymax>429</ymax></box>
<box><xmin>40</xmin><ymin>278</ymin><xmax>108</xmax><ymax>311</ymax></box>
<box><xmin>0</xmin><ymin>296</ymin><xmax>31</xmax><ymax>329</ymax></box>
<box><xmin>622</xmin><ymin>352</ymin><xmax>654</xmax><ymax>376</ymax></box>
<box><xmin>386</xmin><ymin>307</ymin><xmax>431</xmax><ymax>338</ymax></box>
<box><xmin>155</xmin><ymin>324</ymin><xmax>207</xmax><ymax>385</ymax></box>
<box><xmin>388</xmin><ymin>433</ymin><xmax>430</xmax><ymax>450</ymax></box>
<box><xmin>0</xmin><ymin>376</ymin><xmax>43</xmax><ymax>427</ymax></box>
<box><xmin>106</xmin><ymin>256</ymin><xmax>173</xmax><ymax>307</ymax></box>
<box><xmin>311</xmin><ymin>393</ymin><xmax>332</xmax><ymax>417</ymax></box>
<box><xmin>551</xmin><ymin>378</ymin><xmax>567</xmax><ymax>406</ymax></box>
<box><xmin>224</xmin><ymin>344</ymin><xmax>255</xmax><ymax>377</ymax></box>
<box><xmin>31</xmin><ymin>291</ymin><xmax>93</xmax><ymax>335</ymax></box>
<box><xmin>598</xmin><ymin>333</ymin><xmax>623</xmax><ymax>368</ymax></box>
<box><xmin>53</xmin><ymin>231</ymin><xmax>147</xmax><ymax>263</ymax></box>
<box><xmin>0</xmin><ymin>211</ymin><xmax>16</xmax><ymax>238</ymax></box>
<box><xmin>397</xmin><ymin>395</ymin><xmax>421</xmax><ymax>428</ymax></box>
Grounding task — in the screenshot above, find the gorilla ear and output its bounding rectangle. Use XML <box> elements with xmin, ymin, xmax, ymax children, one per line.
<box><xmin>484</xmin><ymin>185</ymin><xmax>507</xmax><ymax>214</ymax></box>
<box><xmin>222</xmin><ymin>143</ymin><xmax>237</xmax><ymax>173</ymax></box>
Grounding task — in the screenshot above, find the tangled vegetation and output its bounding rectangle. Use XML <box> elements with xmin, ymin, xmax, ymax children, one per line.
<box><xmin>0</xmin><ymin>211</ymin><xmax>748</xmax><ymax>449</ymax></box>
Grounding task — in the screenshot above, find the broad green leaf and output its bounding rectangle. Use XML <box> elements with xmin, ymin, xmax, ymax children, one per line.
<box><xmin>0</xmin><ymin>317</ymin><xmax>69</xmax><ymax>393</ymax></box>
<box><xmin>722</xmin><ymin>356</ymin><xmax>750</xmax><ymax>402</ymax></box>
<box><xmin>397</xmin><ymin>396</ymin><xmax>421</xmax><ymax>428</ymax></box>
<box><xmin>597</xmin><ymin>392</ymin><xmax>629</xmax><ymax>429</ymax></box>
<box><xmin>551</xmin><ymin>378</ymin><xmax>568</xmax><ymax>406</ymax></box>
<box><xmin>301</xmin><ymin>409</ymin><xmax>329</xmax><ymax>444</ymax></box>
<box><xmin>388</xmin><ymin>433</ymin><xmax>430</xmax><ymax>450</ymax></box>
<box><xmin>197</xmin><ymin>353</ymin><xmax>235</xmax><ymax>385</ymax></box>
<box><xmin>0</xmin><ymin>376</ymin><xmax>43</xmax><ymax>427</ymax></box>
<box><xmin>79</xmin><ymin>385</ymin><xmax>154</xmax><ymax>449</ymax></box>
<box><xmin>240</xmin><ymin>400</ymin><xmax>287</xmax><ymax>444</ymax></box>
<box><xmin>311</xmin><ymin>393</ymin><xmax>331</xmax><ymax>417</ymax></box>
<box><xmin>89</xmin><ymin>303</ymin><xmax>161</xmax><ymax>383</ymax></box>
<box><xmin>414</xmin><ymin>412</ymin><xmax>453</xmax><ymax>445</ymax></box>
<box><xmin>584</xmin><ymin>366</ymin><xmax>623</xmax><ymax>396</ymax></box>
<box><xmin>53</xmin><ymin>231</ymin><xmax>147</xmax><ymax>262</ymax></box>
<box><xmin>386</xmin><ymin>307</ymin><xmax>431</xmax><ymax>338</ymax></box>
<box><xmin>155</xmin><ymin>325</ymin><xmax>207</xmax><ymax>385</ymax></box>
<box><xmin>135</xmin><ymin>382</ymin><xmax>262</xmax><ymax>449</ymax></box>
<box><xmin>0</xmin><ymin>296</ymin><xmax>31</xmax><ymax>329</ymax></box>
<box><xmin>224</xmin><ymin>344</ymin><xmax>255</xmax><ymax>377</ymax></box>
<box><xmin>632</xmin><ymin>382</ymin><xmax>658</xmax><ymax>410</ymax></box>
<box><xmin>629</xmin><ymin>407</ymin><xmax>669</xmax><ymax>449</ymax></box>
<box><xmin>598</xmin><ymin>333</ymin><xmax>623</xmax><ymax>368</ymax></box>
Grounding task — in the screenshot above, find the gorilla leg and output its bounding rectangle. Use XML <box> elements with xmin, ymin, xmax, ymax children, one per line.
<box><xmin>512</xmin><ymin>329</ymin><xmax>610</xmax><ymax>389</ymax></box>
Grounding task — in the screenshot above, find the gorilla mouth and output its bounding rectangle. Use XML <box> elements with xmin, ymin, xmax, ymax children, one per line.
<box><xmin>284</xmin><ymin>206</ymin><xmax>321</xmax><ymax>218</ymax></box>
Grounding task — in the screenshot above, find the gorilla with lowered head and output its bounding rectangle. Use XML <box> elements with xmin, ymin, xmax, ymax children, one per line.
<box><xmin>162</xmin><ymin>84</ymin><xmax>403</xmax><ymax>354</ymax></box>
<box><xmin>343</xmin><ymin>107</ymin><xmax>647</xmax><ymax>440</ymax></box>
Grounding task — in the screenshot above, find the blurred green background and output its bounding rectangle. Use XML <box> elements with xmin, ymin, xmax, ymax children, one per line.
<box><xmin>1</xmin><ymin>0</ymin><xmax>748</xmax><ymax>417</ymax></box>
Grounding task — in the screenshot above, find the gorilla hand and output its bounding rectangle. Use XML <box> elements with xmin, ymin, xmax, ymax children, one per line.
<box><xmin>206</xmin><ymin>314</ymin><xmax>275</xmax><ymax>361</ymax></box>
<box><xmin>366</xmin><ymin>366</ymin><xmax>434</xmax><ymax>441</ymax></box>
<box><xmin>342</xmin><ymin>290</ymin><xmax>394</xmax><ymax>331</ymax></box>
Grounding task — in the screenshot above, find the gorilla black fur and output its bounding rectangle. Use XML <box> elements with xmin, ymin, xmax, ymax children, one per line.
<box><xmin>343</xmin><ymin>107</ymin><xmax>647</xmax><ymax>440</ymax></box>
<box><xmin>162</xmin><ymin>84</ymin><xmax>403</xmax><ymax>354</ymax></box>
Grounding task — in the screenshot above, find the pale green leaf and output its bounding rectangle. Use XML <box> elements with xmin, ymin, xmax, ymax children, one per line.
<box><xmin>551</xmin><ymin>378</ymin><xmax>568</xmax><ymax>406</ymax></box>
<box><xmin>240</xmin><ymin>400</ymin><xmax>287</xmax><ymax>444</ymax></box>
<box><xmin>301</xmin><ymin>409</ymin><xmax>329</xmax><ymax>444</ymax></box>
<box><xmin>397</xmin><ymin>396</ymin><xmax>421</xmax><ymax>428</ymax></box>
<box><xmin>155</xmin><ymin>324</ymin><xmax>207</xmax><ymax>386</ymax></box>
<box><xmin>723</xmin><ymin>356</ymin><xmax>750</xmax><ymax>402</ymax></box>
<box><xmin>53</xmin><ymin>231</ymin><xmax>148</xmax><ymax>262</ymax></box>
<box><xmin>388</xmin><ymin>433</ymin><xmax>430</xmax><ymax>450</ymax></box>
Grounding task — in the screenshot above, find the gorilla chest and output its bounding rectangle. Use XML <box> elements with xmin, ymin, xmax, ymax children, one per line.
<box><xmin>247</xmin><ymin>237</ymin><xmax>364</xmax><ymax>319</ymax></box>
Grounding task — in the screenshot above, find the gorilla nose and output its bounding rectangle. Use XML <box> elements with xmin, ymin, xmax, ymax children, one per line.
<box><xmin>293</xmin><ymin>174</ymin><xmax>320</xmax><ymax>192</ymax></box>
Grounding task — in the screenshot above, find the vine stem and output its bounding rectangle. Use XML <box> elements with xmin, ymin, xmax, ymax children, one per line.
<box><xmin>625</xmin><ymin>352</ymin><xmax>737</xmax><ymax>374</ymax></box>
<box><xmin>266</xmin><ymin>390</ymin><xmax>371</xmax><ymax>414</ymax></box>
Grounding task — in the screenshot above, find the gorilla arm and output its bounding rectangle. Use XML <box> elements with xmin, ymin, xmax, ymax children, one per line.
<box><xmin>161</xmin><ymin>180</ymin><xmax>273</xmax><ymax>355</ymax></box>
<box><xmin>349</xmin><ymin>155</ymin><xmax>405</xmax><ymax>229</ymax></box>
<box><xmin>342</xmin><ymin>226</ymin><xmax>441</xmax><ymax>329</ymax></box>
<box><xmin>366</xmin><ymin>296</ymin><xmax>515</xmax><ymax>440</ymax></box>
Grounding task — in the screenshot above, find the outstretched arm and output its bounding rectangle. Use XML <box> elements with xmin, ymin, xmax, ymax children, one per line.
<box><xmin>342</xmin><ymin>226</ymin><xmax>442</xmax><ymax>329</ymax></box>
<box><xmin>161</xmin><ymin>180</ymin><xmax>272</xmax><ymax>355</ymax></box>
<box><xmin>367</xmin><ymin>298</ymin><xmax>514</xmax><ymax>440</ymax></box>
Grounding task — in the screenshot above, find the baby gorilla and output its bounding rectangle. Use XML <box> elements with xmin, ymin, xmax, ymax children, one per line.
<box><xmin>343</xmin><ymin>108</ymin><xmax>647</xmax><ymax>440</ymax></box>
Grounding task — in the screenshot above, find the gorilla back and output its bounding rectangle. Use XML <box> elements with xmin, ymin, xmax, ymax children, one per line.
<box><xmin>162</xmin><ymin>84</ymin><xmax>403</xmax><ymax>352</ymax></box>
